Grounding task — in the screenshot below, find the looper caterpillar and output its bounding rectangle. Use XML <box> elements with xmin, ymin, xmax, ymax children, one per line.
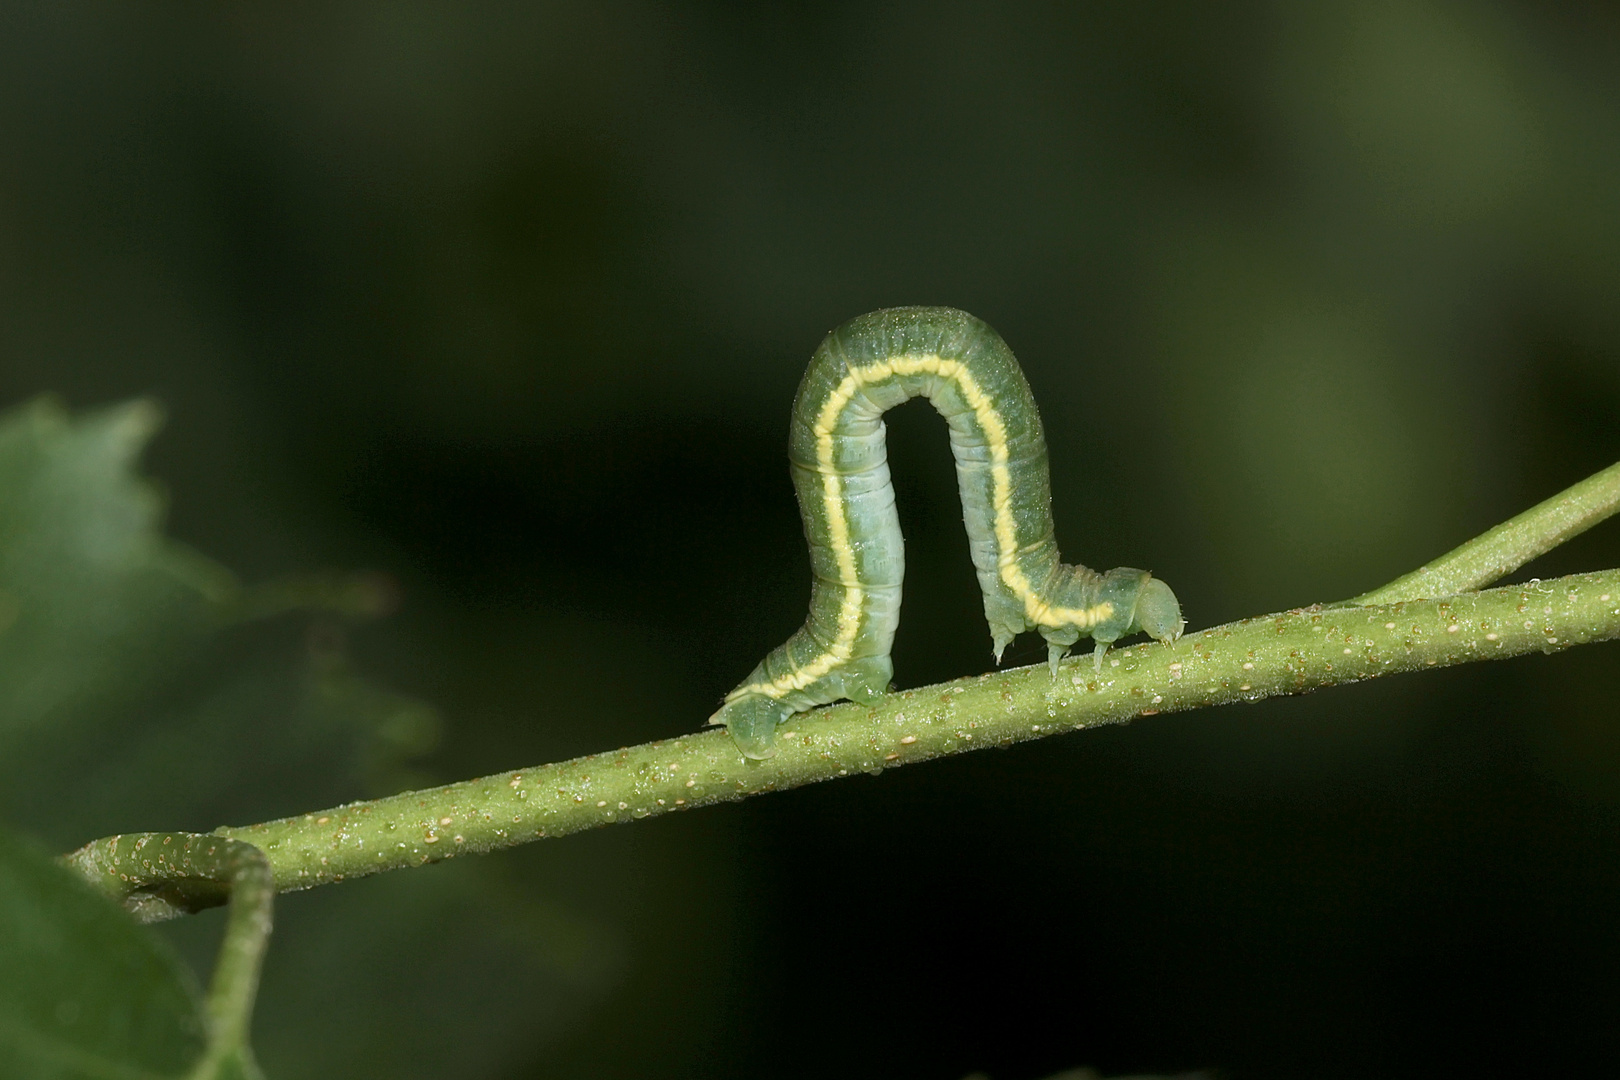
<box><xmin>711</xmin><ymin>307</ymin><xmax>1184</xmax><ymax>758</ymax></box>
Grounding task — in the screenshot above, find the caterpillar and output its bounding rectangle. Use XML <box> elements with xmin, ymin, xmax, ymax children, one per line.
<box><xmin>711</xmin><ymin>307</ymin><xmax>1184</xmax><ymax>759</ymax></box>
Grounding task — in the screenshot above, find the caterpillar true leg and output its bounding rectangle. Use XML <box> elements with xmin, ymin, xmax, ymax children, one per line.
<box><xmin>711</xmin><ymin>307</ymin><xmax>1184</xmax><ymax>759</ymax></box>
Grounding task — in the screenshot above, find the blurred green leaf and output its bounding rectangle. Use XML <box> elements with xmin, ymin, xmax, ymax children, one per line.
<box><xmin>0</xmin><ymin>397</ymin><xmax>235</xmax><ymax>758</ymax></box>
<box><xmin>0</xmin><ymin>824</ymin><xmax>208</xmax><ymax>1080</ymax></box>
<box><xmin>0</xmin><ymin>393</ymin><xmax>616</xmax><ymax>1078</ymax></box>
<box><xmin>0</xmin><ymin>397</ymin><xmax>440</xmax><ymax>840</ymax></box>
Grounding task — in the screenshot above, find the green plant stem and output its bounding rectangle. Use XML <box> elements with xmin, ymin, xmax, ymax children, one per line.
<box><xmin>63</xmin><ymin>462</ymin><xmax>1620</xmax><ymax>920</ymax></box>
<box><xmin>1349</xmin><ymin>461</ymin><xmax>1620</xmax><ymax>604</ymax></box>
<box><xmin>62</xmin><ymin>834</ymin><xmax>273</xmax><ymax>1077</ymax></box>
<box><xmin>64</xmin><ymin>569</ymin><xmax>1620</xmax><ymax>915</ymax></box>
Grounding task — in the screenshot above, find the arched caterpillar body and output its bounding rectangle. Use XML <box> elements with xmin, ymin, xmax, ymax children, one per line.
<box><xmin>712</xmin><ymin>307</ymin><xmax>1184</xmax><ymax>759</ymax></box>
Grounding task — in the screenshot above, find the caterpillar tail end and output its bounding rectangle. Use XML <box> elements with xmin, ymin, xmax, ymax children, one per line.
<box><xmin>711</xmin><ymin>694</ymin><xmax>791</xmax><ymax>761</ymax></box>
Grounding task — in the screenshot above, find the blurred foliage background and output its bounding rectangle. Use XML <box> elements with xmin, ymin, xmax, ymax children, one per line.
<box><xmin>2</xmin><ymin>2</ymin><xmax>1619</xmax><ymax>1077</ymax></box>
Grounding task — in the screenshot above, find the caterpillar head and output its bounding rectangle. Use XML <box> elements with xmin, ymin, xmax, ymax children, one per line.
<box><xmin>1094</xmin><ymin>567</ymin><xmax>1185</xmax><ymax>646</ymax></box>
<box><xmin>1128</xmin><ymin>575</ymin><xmax>1185</xmax><ymax>643</ymax></box>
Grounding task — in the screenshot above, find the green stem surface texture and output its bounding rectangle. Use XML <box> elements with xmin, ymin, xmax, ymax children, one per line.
<box><xmin>105</xmin><ymin>569</ymin><xmax>1612</xmax><ymax>906</ymax></box>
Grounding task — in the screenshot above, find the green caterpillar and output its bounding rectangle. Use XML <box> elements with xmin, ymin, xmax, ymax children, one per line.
<box><xmin>712</xmin><ymin>307</ymin><xmax>1184</xmax><ymax>759</ymax></box>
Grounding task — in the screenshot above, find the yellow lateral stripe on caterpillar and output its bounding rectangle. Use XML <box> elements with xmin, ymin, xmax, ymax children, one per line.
<box><xmin>734</xmin><ymin>353</ymin><xmax>1113</xmax><ymax>701</ymax></box>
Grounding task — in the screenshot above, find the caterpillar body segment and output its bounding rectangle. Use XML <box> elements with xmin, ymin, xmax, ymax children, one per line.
<box><xmin>712</xmin><ymin>307</ymin><xmax>1184</xmax><ymax>760</ymax></box>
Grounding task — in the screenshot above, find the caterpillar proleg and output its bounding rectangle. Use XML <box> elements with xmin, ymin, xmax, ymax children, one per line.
<box><xmin>712</xmin><ymin>307</ymin><xmax>1184</xmax><ymax>759</ymax></box>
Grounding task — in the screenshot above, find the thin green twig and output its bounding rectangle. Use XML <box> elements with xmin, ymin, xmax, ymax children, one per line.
<box><xmin>60</xmin><ymin>570</ymin><xmax>1618</xmax><ymax>911</ymax></box>
<box><xmin>1349</xmin><ymin>461</ymin><xmax>1620</xmax><ymax>605</ymax></box>
<box><xmin>62</xmin><ymin>834</ymin><xmax>273</xmax><ymax>1079</ymax></box>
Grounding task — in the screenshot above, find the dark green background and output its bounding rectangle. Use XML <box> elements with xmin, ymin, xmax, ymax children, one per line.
<box><xmin>4</xmin><ymin>2</ymin><xmax>1620</xmax><ymax>1077</ymax></box>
